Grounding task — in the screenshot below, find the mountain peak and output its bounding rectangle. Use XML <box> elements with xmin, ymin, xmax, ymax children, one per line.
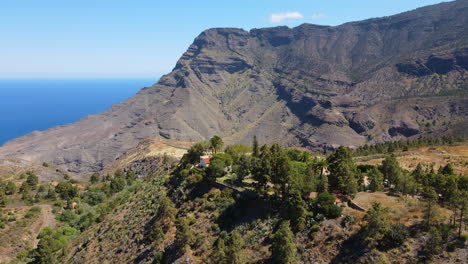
<box><xmin>1</xmin><ymin>0</ymin><xmax>467</xmax><ymax>173</ymax></box>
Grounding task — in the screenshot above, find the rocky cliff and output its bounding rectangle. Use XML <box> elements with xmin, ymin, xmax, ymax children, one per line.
<box><xmin>1</xmin><ymin>0</ymin><xmax>467</xmax><ymax>173</ymax></box>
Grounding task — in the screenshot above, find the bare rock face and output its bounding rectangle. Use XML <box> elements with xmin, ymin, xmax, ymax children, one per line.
<box><xmin>1</xmin><ymin>0</ymin><xmax>468</xmax><ymax>173</ymax></box>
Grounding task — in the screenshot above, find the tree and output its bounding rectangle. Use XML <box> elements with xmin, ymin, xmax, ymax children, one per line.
<box><xmin>125</xmin><ymin>170</ymin><xmax>137</xmax><ymax>185</ymax></box>
<box><xmin>205</xmin><ymin>159</ymin><xmax>226</xmax><ymax>180</ymax></box>
<box><xmin>183</xmin><ymin>142</ymin><xmax>206</xmax><ymax>164</ymax></box>
<box><xmin>290</xmin><ymin>161</ymin><xmax>314</xmax><ymax>197</ymax></box>
<box><xmin>21</xmin><ymin>191</ymin><xmax>33</xmax><ymax>204</ymax></box>
<box><xmin>287</xmin><ymin>191</ymin><xmax>309</xmax><ymax>232</ymax></box>
<box><xmin>368</xmin><ymin>166</ymin><xmax>384</xmax><ymax>192</ymax></box>
<box><xmin>158</xmin><ymin>196</ymin><xmax>177</xmax><ymax>221</ymax></box>
<box><xmin>381</xmin><ymin>223</ymin><xmax>409</xmax><ymax>249</ymax></box>
<box><xmin>213</xmin><ymin>237</ymin><xmax>227</xmax><ymax>264</ymax></box>
<box><xmin>232</xmin><ymin>155</ymin><xmax>250</xmax><ymax>183</ymax></box>
<box><xmin>421</xmin><ymin>227</ymin><xmax>444</xmax><ymax>261</ymax></box>
<box><xmin>212</xmin><ymin>153</ymin><xmax>234</xmax><ymax>167</ymax></box>
<box><xmin>252</xmin><ymin>135</ymin><xmax>259</xmax><ymax>157</ymax></box>
<box><xmin>439</xmin><ymin>163</ymin><xmax>455</xmax><ymax>175</ymax></box>
<box><xmin>226</xmin><ymin>232</ymin><xmax>244</xmax><ymax>264</ymax></box>
<box><xmin>327</xmin><ymin>146</ymin><xmax>358</xmax><ymax>196</ymax></box>
<box><xmin>5</xmin><ymin>181</ymin><xmax>16</xmax><ymax>195</ymax></box>
<box><xmin>149</xmin><ymin>221</ymin><xmax>165</xmax><ymax>245</ymax></box>
<box><xmin>46</xmin><ymin>186</ymin><xmax>57</xmax><ymax>200</ymax></box>
<box><xmin>313</xmin><ymin>192</ymin><xmax>342</xmax><ymax>219</ymax></box>
<box><xmin>210</xmin><ymin>135</ymin><xmax>224</xmax><ymax>153</ymax></box>
<box><xmin>380</xmin><ymin>155</ymin><xmax>402</xmax><ymax>187</ymax></box>
<box><xmin>225</xmin><ymin>144</ymin><xmax>252</xmax><ymax>162</ymax></box>
<box><xmin>271</xmin><ymin>221</ymin><xmax>296</xmax><ymax>264</ymax></box>
<box><xmin>19</xmin><ymin>181</ymin><xmax>31</xmax><ymax>194</ymax></box>
<box><xmin>90</xmin><ymin>173</ymin><xmax>100</xmax><ymax>184</ymax></box>
<box><xmin>361</xmin><ymin>202</ymin><xmax>389</xmax><ymax>247</ymax></box>
<box><xmin>422</xmin><ymin>188</ymin><xmax>439</xmax><ymax>228</ymax></box>
<box><xmin>109</xmin><ymin>175</ymin><xmax>126</xmax><ymax>194</ymax></box>
<box><xmin>32</xmin><ymin>226</ymin><xmax>77</xmax><ymax>264</ymax></box>
<box><xmin>270</xmin><ymin>144</ymin><xmax>292</xmax><ymax>198</ymax></box>
<box><xmin>26</xmin><ymin>171</ymin><xmax>39</xmax><ymax>190</ymax></box>
<box><xmin>54</xmin><ymin>182</ymin><xmax>78</xmax><ymax>200</ymax></box>
<box><xmin>175</xmin><ymin>218</ymin><xmax>195</xmax><ymax>251</ymax></box>
<box><xmin>251</xmin><ymin>145</ymin><xmax>272</xmax><ymax>193</ymax></box>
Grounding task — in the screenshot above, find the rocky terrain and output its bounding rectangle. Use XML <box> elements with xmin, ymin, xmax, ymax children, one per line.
<box><xmin>1</xmin><ymin>0</ymin><xmax>467</xmax><ymax>173</ymax></box>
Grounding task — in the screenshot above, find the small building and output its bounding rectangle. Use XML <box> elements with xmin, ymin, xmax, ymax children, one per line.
<box><xmin>199</xmin><ymin>155</ymin><xmax>211</xmax><ymax>168</ymax></box>
<box><xmin>335</xmin><ymin>194</ymin><xmax>348</xmax><ymax>207</ymax></box>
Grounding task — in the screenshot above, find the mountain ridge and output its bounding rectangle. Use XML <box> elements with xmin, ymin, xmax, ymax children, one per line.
<box><xmin>1</xmin><ymin>0</ymin><xmax>467</xmax><ymax>173</ymax></box>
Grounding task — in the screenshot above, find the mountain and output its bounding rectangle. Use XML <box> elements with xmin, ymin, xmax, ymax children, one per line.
<box><xmin>1</xmin><ymin>0</ymin><xmax>467</xmax><ymax>173</ymax></box>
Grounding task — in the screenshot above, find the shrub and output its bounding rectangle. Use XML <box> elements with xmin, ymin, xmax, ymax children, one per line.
<box><xmin>381</xmin><ymin>223</ymin><xmax>409</xmax><ymax>249</ymax></box>
<box><xmin>55</xmin><ymin>182</ymin><xmax>78</xmax><ymax>200</ymax></box>
<box><xmin>25</xmin><ymin>206</ymin><xmax>42</xmax><ymax>219</ymax></box>
<box><xmin>57</xmin><ymin>210</ymin><xmax>77</xmax><ymax>225</ymax></box>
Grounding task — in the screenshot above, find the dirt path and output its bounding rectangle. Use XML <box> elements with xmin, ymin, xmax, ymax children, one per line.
<box><xmin>0</xmin><ymin>204</ymin><xmax>56</xmax><ymax>263</ymax></box>
<box><xmin>30</xmin><ymin>204</ymin><xmax>56</xmax><ymax>248</ymax></box>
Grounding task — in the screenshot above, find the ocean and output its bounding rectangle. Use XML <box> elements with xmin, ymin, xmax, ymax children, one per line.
<box><xmin>0</xmin><ymin>78</ymin><xmax>157</xmax><ymax>146</ymax></box>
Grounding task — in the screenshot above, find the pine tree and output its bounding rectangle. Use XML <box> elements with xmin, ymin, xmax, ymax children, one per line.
<box><xmin>327</xmin><ymin>146</ymin><xmax>358</xmax><ymax>196</ymax></box>
<box><xmin>226</xmin><ymin>232</ymin><xmax>244</xmax><ymax>264</ymax></box>
<box><xmin>271</xmin><ymin>221</ymin><xmax>296</xmax><ymax>264</ymax></box>
<box><xmin>213</xmin><ymin>237</ymin><xmax>227</xmax><ymax>264</ymax></box>
<box><xmin>380</xmin><ymin>155</ymin><xmax>402</xmax><ymax>187</ymax></box>
<box><xmin>252</xmin><ymin>135</ymin><xmax>259</xmax><ymax>157</ymax></box>
<box><xmin>368</xmin><ymin>166</ymin><xmax>384</xmax><ymax>192</ymax></box>
<box><xmin>422</xmin><ymin>188</ymin><xmax>439</xmax><ymax>228</ymax></box>
<box><xmin>317</xmin><ymin>170</ymin><xmax>329</xmax><ymax>193</ymax></box>
<box><xmin>175</xmin><ymin>218</ymin><xmax>195</xmax><ymax>251</ymax></box>
<box><xmin>270</xmin><ymin>144</ymin><xmax>292</xmax><ymax>198</ymax></box>
<box><xmin>251</xmin><ymin>145</ymin><xmax>272</xmax><ymax>194</ymax></box>
<box><xmin>149</xmin><ymin>221</ymin><xmax>165</xmax><ymax>245</ymax></box>
<box><xmin>361</xmin><ymin>202</ymin><xmax>389</xmax><ymax>247</ymax></box>
<box><xmin>288</xmin><ymin>191</ymin><xmax>308</xmax><ymax>232</ymax></box>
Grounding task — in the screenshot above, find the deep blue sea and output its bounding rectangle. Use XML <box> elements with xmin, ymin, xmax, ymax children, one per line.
<box><xmin>0</xmin><ymin>78</ymin><xmax>157</xmax><ymax>146</ymax></box>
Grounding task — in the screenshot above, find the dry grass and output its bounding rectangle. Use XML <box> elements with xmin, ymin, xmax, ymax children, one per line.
<box><xmin>344</xmin><ymin>192</ymin><xmax>452</xmax><ymax>227</ymax></box>
<box><xmin>356</xmin><ymin>144</ymin><xmax>468</xmax><ymax>175</ymax></box>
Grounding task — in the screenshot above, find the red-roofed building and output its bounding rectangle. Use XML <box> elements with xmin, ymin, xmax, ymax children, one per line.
<box><xmin>199</xmin><ymin>155</ymin><xmax>211</xmax><ymax>168</ymax></box>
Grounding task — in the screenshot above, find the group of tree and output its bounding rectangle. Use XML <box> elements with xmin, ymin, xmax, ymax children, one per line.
<box><xmin>352</xmin><ymin>136</ymin><xmax>465</xmax><ymax>156</ymax></box>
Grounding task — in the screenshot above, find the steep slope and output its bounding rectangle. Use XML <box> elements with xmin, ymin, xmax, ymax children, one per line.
<box><xmin>1</xmin><ymin>0</ymin><xmax>468</xmax><ymax>173</ymax></box>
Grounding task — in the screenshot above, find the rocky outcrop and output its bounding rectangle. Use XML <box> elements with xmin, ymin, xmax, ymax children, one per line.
<box><xmin>1</xmin><ymin>0</ymin><xmax>467</xmax><ymax>173</ymax></box>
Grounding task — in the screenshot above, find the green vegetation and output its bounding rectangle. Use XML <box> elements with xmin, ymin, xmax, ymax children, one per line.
<box><xmin>353</xmin><ymin>136</ymin><xmax>465</xmax><ymax>156</ymax></box>
<box><xmin>6</xmin><ymin>135</ymin><xmax>466</xmax><ymax>264</ymax></box>
<box><xmin>32</xmin><ymin>226</ymin><xmax>78</xmax><ymax>264</ymax></box>
<box><xmin>271</xmin><ymin>221</ymin><xmax>296</xmax><ymax>264</ymax></box>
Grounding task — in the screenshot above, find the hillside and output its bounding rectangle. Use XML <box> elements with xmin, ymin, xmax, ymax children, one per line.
<box><xmin>0</xmin><ymin>134</ymin><xmax>467</xmax><ymax>263</ymax></box>
<box><xmin>26</xmin><ymin>141</ymin><xmax>468</xmax><ymax>264</ymax></box>
<box><xmin>0</xmin><ymin>0</ymin><xmax>467</xmax><ymax>173</ymax></box>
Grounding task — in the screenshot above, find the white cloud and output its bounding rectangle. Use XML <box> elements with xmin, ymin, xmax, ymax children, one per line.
<box><xmin>269</xmin><ymin>12</ymin><xmax>304</xmax><ymax>23</ymax></box>
<box><xmin>311</xmin><ymin>13</ymin><xmax>327</xmax><ymax>20</ymax></box>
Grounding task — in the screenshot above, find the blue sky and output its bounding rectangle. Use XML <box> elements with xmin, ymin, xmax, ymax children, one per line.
<box><xmin>0</xmin><ymin>0</ymin><xmax>450</xmax><ymax>78</ymax></box>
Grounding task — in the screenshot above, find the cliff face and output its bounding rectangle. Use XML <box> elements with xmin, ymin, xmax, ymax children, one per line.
<box><xmin>1</xmin><ymin>0</ymin><xmax>467</xmax><ymax>173</ymax></box>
